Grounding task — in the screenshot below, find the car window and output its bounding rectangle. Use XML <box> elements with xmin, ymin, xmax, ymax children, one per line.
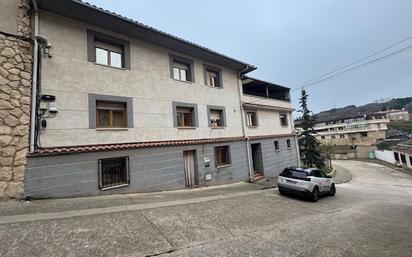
<box><xmin>311</xmin><ymin>170</ymin><xmax>324</xmax><ymax>178</ymax></box>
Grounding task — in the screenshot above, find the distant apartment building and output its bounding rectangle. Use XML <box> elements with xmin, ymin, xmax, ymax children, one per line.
<box><xmin>0</xmin><ymin>0</ymin><xmax>299</xmax><ymax>199</ymax></box>
<box><xmin>314</xmin><ymin>114</ymin><xmax>389</xmax><ymax>146</ymax></box>
<box><xmin>375</xmin><ymin>109</ymin><xmax>410</xmax><ymax>121</ymax></box>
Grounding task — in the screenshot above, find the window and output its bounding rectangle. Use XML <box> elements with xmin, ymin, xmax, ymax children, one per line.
<box><xmin>87</xmin><ymin>30</ymin><xmax>130</xmax><ymax>69</ymax></box>
<box><xmin>207</xmin><ymin>106</ymin><xmax>226</xmax><ymax>128</ymax></box>
<box><xmin>394</xmin><ymin>152</ymin><xmax>399</xmax><ymax>162</ymax></box>
<box><xmin>280</xmin><ymin>113</ymin><xmax>288</xmax><ymax>126</ymax></box>
<box><xmin>331</xmin><ymin>135</ymin><xmax>336</xmax><ymax>139</ymax></box>
<box><xmin>98</xmin><ymin>157</ymin><xmax>129</xmax><ymax>190</ymax></box>
<box><xmin>170</xmin><ymin>54</ymin><xmax>194</xmax><ymax>82</ymax></box>
<box><xmin>274</xmin><ymin>141</ymin><xmax>280</xmax><ymax>151</ymax></box>
<box><xmin>172</xmin><ymin>102</ymin><xmax>198</xmax><ymax>128</ymax></box>
<box><xmin>215</xmin><ymin>146</ymin><xmax>231</xmax><ymax>167</ymax></box>
<box><xmin>340</xmin><ymin>134</ymin><xmax>345</xmax><ymax>138</ymax></box>
<box><xmin>96</xmin><ymin>101</ymin><xmax>127</xmax><ymax>128</ymax></box>
<box><xmin>409</xmin><ymin>156</ymin><xmax>412</xmax><ymax>166</ymax></box>
<box><xmin>361</xmin><ymin>132</ymin><xmax>368</xmax><ymax>137</ymax></box>
<box><xmin>95</xmin><ymin>41</ymin><xmax>124</xmax><ymax>68</ymax></box>
<box><xmin>400</xmin><ymin>154</ymin><xmax>407</xmax><ymax>164</ymax></box>
<box><xmin>176</xmin><ymin>107</ymin><xmax>194</xmax><ymax>127</ymax></box>
<box><xmin>210</xmin><ymin>109</ymin><xmax>223</xmax><ymax>127</ymax></box>
<box><xmin>286</xmin><ymin>139</ymin><xmax>291</xmax><ymax>149</ymax></box>
<box><xmin>311</xmin><ymin>169</ymin><xmax>326</xmax><ymax>178</ymax></box>
<box><xmin>88</xmin><ymin>94</ymin><xmax>133</xmax><ymax>129</ymax></box>
<box><xmin>321</xmin><ymin>136</ymin><xmax>325</xmax><ymax>139</ymax></box>
<box><xmin>246</xmin><ymin>111</ymin><xmax>258</xmax><ymax>127</ymax></box>
<box><xmin>204</xmin><ymin>65</ymin><xmax>222</xmax><ymax>88</ymax></box>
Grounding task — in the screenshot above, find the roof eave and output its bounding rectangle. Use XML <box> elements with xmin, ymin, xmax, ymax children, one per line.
<box><xmin>36</xmin><ymin>0</ymin><xmax>257</xmax><ymax>73</ymax></box>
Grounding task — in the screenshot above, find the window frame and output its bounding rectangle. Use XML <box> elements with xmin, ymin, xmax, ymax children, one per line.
<box><xmin>87</xmin><ymin>30</ymin><xmax>130</xmax><ymax>69</ymax></box>
<box><xmin>400</xmin><ymin>153</ymin><xmax>407</xmax><ymax>164</ymax></box>
<box><xmin>280</xmin><ymin>113</ymin><xmax>288</xmax><ymax>127</ymax></box>
<box><xmin>88</xmin><ymin>94</ymin><xmax>134</xmax><ymax>129</ymax></box>
<box><xmin>98</xmin><ymin>156</ymin><xmax>130</xmax><ymax>190</ymax></box>
<box><xmin>214</xmin><ymin>145</ymin><xmax>231</xmax><ymax>168</ymax></box>
<box><xmin>394</xmin><ymin>152</ymin><xmax>399</xmax><ymax>162</ymax></box>
<box><xmin>207</xmin><ymin>105</ymin><xmax>226</xmax><ymax>128</ymax></box>
<box><xmin>274</xmin><ymin>140</ymin><xmax>280</xmax><ymax>151</ymax></box>
<box><xmin>96</xmin><ymin>101</ymin><xmax>127</xmax><ymax>128</ymax></box>
<box><xmin>203</xmin><ymin>64</ymin><xmax>223</xmax><ymax>88</ymax></box>
<box><xmin>172</xmin><ymin>102</ymin><xmax>199</xmax><ymax>128</ymax></box>
<box><xmin>246</xmin><ymin>111</ymin><xmax>258</xmax><ymax>127</ymax></box>
<box><xmin>169</xmin><ymin>54</ymin><xmax>195</xmax><ymax>82</ymax></box>
<box><xmin>286</xmin><ymin>139</ymin><xmax>292</xmax><ymax>149</ymax></box>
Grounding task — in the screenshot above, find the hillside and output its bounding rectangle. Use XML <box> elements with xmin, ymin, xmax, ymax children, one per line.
<box><xmin>313</xmin><ymin>97</ymin><xmax>412</xmax><ymax>122</ymax></box>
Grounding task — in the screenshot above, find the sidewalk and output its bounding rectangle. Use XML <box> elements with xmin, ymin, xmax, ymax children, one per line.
<box><xmin>0</xmin><ymin>182</ymin><xmax>267</xmax><ymax>217</ymax></box>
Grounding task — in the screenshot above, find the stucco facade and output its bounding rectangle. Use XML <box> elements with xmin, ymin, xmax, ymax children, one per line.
<box><xmin>2</xmin><ymin>0</ymin><xmax>300</xmax><ymax>198</ymax></box>
<box><xmin>37</xmin><ymin>11</ymin><xmax>245</xmax><ymax>147</ymax></box>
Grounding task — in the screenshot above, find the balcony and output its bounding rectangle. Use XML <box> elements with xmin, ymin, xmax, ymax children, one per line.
<box><xmin>241</xmin><ymin>76</ymin><xmax>293</xmax><ymax>111</ymax></box>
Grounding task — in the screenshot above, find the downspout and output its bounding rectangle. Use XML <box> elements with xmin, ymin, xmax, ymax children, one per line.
<box><xmin>237</xmin><ymin>66</ymin><xmax>254</xmax><ymax>182</ymax></box>
<box><xmin>29</xmin><ymin>0</ymin><xmax>39</xmax><ymax>153</ymax></box>
<box><xmin>290</xmin><ymin>113</ymin><xmax>301</xmax><ymax>166</ymax></box>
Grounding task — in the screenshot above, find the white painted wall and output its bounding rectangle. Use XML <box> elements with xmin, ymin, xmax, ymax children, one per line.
<box><xmin>374</xmin><ymin>150</ymin><xmax>396</xmax><ymax>164</ymax></box>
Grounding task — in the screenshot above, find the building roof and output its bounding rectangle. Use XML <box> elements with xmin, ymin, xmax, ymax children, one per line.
<box><xmin>36</xmin><ymin>0</ymin><xmax>256</xmax><ymax>74</ymax></box>
<box><xmin>392</xmin><ymin>139</ymin><xmax>412</xmax><ymax>154</ymax></box>
<box><xmin>242</xmin><ymin>76</ymin><xmax>290</xmax><ymax>90</ymax></box>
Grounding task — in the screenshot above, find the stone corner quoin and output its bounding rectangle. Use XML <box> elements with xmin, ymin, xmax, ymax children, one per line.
<box><xmin>0</xmin><ymin>0</ymin><xmax>32</xmax><ymax>200</ymax></box>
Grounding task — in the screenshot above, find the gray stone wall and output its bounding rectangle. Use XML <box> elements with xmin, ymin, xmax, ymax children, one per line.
<box><xmin>0</xmin><ymin>0</ymin><xmax>32</xmax><ymax>199</ymax></box>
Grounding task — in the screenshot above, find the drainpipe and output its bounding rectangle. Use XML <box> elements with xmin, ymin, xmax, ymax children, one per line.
<box><xmin>237</xmin><ymin>66</ymin><xmax>253</xmax><ymax>182</ymax></box>
<box><xmin>29</xmin><ymin>0</ymin><xmax>39</xmax><ymax>153</ymax></box>
<box><xmin>290</xmin><ymin>113</ymin><xmax>301</xmax><ymax>166</ymax></box>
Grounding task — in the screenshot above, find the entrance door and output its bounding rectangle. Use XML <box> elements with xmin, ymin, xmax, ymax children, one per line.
<box><xmin>251</xmin><ymin>143</ymin><xmax>264</xmax><ymax>177</ymax></box>
<box><xmin>183</xmin><ymin>150</ymin><xmax>198</xmax><ymax>187</ymax></box>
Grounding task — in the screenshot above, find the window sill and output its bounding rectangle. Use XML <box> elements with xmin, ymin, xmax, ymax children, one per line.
<box><xmin>177</xmin><ymin>126</ymin><xmax>197</xmax><ymax>129</ymax></box>
<box><xmin>216</xmin><ymin>164</ymin><xmax>231</xmax><ymax>169</ymax></box>
<box><xmin>287</xmin><ymin>147</ymin><xmax>292</xmax><ymax>150</ymax></box>
<box><xmin>211</xmin><ymin>126</ymin><xmax>225</xmax><ymax>129</ymax></box>
<box><xmin>100</xmin><ymin>183</ymin><xmax>129</xmax><ymax>191</ymax></box>
<box><xmin>172</xmin><ymin>78</ymin><xmax>194</xmax><ymax>84</ymax></box>
<box><xmin>204</xmin><ymin>84</ymin><xmax>223</xmax><ymax>89</ymax></box>
<box><xmin>96</xmin><ymin>128</ymin><xmax>129</xmax><ymax>131</ymax></box>
<box><xmin>247</xmin><ymin>126</ymin><xmax>259</xmax><ymax>129</ymax></box>
<box><xmin>275</xmin><ymin>149</ymin><xmax>280</xmax><ymax>152</ymax></box>
<box><xmin>94</xmin><ymin>62</ymin><xmax>126</xmax><ymax>70</ymax></box>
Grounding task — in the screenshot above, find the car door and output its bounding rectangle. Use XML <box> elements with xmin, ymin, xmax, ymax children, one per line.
<box><xmin>312</xmin><ymin>169</ymin><xmax>328</xmax><ymax>192</ymax></box>
<box><xmin>320</xmin><ymin>170</ymin><xmax>332</xmax><ymax>191</ymax></box>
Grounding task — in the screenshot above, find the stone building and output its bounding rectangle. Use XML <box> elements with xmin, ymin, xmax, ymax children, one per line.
<box><xmin>0</xmin><ymin>0</ymin><xmax>33</xmax><ymax>199</ymax></box>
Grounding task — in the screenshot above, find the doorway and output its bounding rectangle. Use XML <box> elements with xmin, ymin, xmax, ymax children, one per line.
<box><xmin>251</xmin><ymin>143</ymin><xmax>264</xmax><ymax>178</ymax></box>
<box><xmin>183</xmin><ymin>150</ymin><xmax>198</xmax><ymax>187</ymax></box>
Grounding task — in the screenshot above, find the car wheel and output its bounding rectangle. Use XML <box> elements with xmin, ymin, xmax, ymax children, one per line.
<box><xmin>279</xmin><ymin>188</ymin><xmax>286</xmax><ymax>195</ymax></box>
<box><xmin>329</xmin><ymin>184</ymin><xmax>336</xmax><ymax>196</ymax></box>
<box><xmin>311</xmin><ymin>187</ymin><xmax>319</xmax><ymax>202</ymax></box>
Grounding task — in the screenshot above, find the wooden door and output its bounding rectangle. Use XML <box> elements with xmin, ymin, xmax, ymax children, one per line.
<box><xmin>183</xmin><ymin>150</ymin><xmax>197</xmax><ymax>187</ymax></box>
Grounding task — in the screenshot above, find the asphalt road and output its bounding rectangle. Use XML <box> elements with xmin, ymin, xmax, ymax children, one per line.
<box><xmin>0</xmin><ymin>160</ymin><xmax>411</xmax><ymax>257</ymax></box>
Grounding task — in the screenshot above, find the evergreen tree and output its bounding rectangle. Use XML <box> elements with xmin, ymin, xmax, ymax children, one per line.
<box><xmin>298</xmin><ymin>89</ymin><xmax>325</xmax><ymax>168</ymax></box>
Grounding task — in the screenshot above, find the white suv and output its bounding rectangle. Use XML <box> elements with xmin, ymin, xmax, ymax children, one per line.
<box><xmin>278</xmin><ymin>167</ymin><xmax>335</xmax><ymax>202</ymax></box>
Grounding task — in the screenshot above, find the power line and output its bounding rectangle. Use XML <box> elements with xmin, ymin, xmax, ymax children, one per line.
<box><xmin>295</xmin><ymin>35</ymin><xmax>412</xmax><ymax>88</ymax></box>
<box><xmin>291</xmin><ymin>43</ymin><xmax>412</xmax><ymax>91</ymax></box>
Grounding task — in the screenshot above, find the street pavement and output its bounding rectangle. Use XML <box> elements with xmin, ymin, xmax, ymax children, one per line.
<box><xmin>0</xmin><ymin>160</ymin><xmax>411</xmax><ymax>257</ymax></box>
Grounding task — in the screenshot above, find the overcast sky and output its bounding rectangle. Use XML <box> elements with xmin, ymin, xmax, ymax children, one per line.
<box><xmin>88</xmin><ymin>0</ymin><xmax>412</xmax><ymax>116</ymax></box>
